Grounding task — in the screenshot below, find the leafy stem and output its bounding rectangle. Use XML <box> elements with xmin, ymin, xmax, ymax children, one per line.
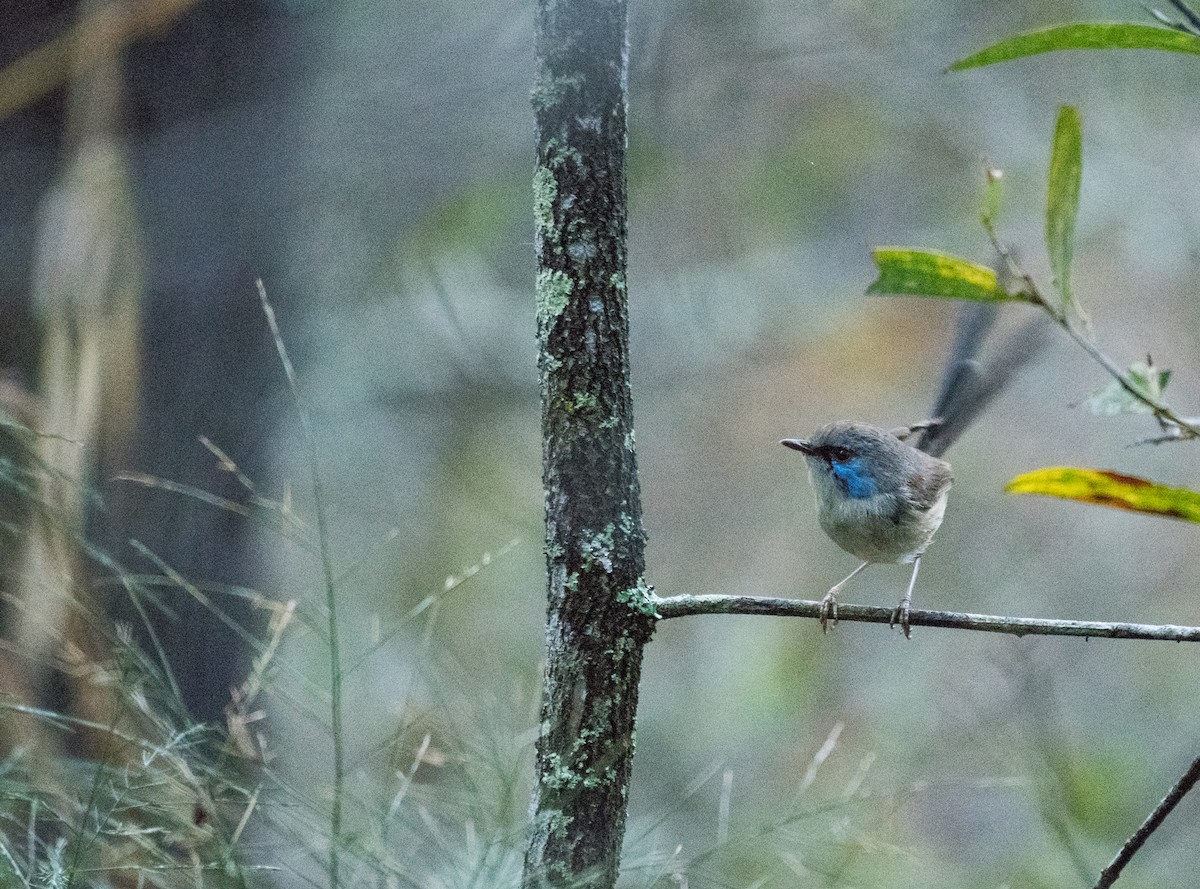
<box><xmin>981</xmin><ymin>219</ymin><xmax>1200</xmax><ymax>441</ymax></box>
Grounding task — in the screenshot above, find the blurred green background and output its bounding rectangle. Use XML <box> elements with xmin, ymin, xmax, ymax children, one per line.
<box><xmin>6</xmin><ymin>0</ymin><xmax>1200</xmax><ymax>886</ymax></box>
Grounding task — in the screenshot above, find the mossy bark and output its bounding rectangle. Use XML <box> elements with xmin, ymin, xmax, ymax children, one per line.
<box><xmin>524</xmin><ymin>1</ymin><xmax>656</xmax><ymax>887</ymax></box>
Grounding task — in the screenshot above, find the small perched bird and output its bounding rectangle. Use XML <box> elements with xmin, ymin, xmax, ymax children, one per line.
<box><xmin>781</xmin><ymin>305</ymin><xmax>1043</xmax><ymax>638</ymax></box>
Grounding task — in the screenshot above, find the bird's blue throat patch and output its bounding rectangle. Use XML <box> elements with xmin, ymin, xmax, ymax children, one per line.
<box><xmin>830</xmin><ymin>456</ymin><xmax>878</xmax><ymax>499</ymax></box>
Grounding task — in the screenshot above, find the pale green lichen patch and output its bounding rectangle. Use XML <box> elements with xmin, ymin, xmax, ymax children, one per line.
<box><xmin>537</xmin><ymin>269</ymin><xmax>573</xmax><ymax>332</ymax></box>
<box><xmin>617</xmin><ymin>577</ymin><xmax>658</xmax><ymax>618</ymax></box>
<box><xmin>542</xmin><ymin>740</ymin><xmax>620</xmax><ymax>793</ymax></box>
<box><xmin>568</xmin><ymin>390</ymin><xmax>599</xmax><ymax>414</ymax></box>
<box><xmin>606</xmin><ymin>632</ymin><xmax>641</xmax><ymax>683</ymax></box>
<box><xmin>543</xmin><ymin>808</ymin><xmax>571</xmax><ymax>839</ymax></box>
<box><xmin>579</xmin><ymin>523</ymin><xmax>616</xmax><ymax>572</ymax></box>
<box><xmin>542</xmin><ymin>135</ymin><xmax>583</xmax><ymax>169</ymax></box>
<box><xmin>542</xmin><ymin>752</ymin><xmax>578</xmax><ymax>791</ymax></box>
<box><xmin>532</xmin><ymin>70</ymin><xmax>585</xmax><ymax>115</ymax></box>
<box><xmin>533</xmin><ymin>166</ymin><xmax>557</xmax><ymax>235</ymax></box>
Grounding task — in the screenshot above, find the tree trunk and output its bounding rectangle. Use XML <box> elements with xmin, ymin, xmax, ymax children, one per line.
<box><xmin>523</xmin><ymin>1</ymin><xmax>656</xmax><ymax>887</ymax></box>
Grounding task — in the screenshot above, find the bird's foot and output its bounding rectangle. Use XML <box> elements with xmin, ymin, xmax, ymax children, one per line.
<box><xmin>819</xmin><ymin>590</ymin><xmax>839</xmax><ymax>633</ymax></box>
<box><xmin>889</xmin><ymin>598</ymin><xmax>912</xmax><ymax>640</ymax></box>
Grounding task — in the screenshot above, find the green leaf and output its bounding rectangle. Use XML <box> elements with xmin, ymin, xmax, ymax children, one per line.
<box><xmin>1046</xmin><ymin>106</ymin><xmax>1082</xmax><ymax>312</ymax></box>
<box><xmin>1084</xmin><ymin>360</ymin><xmax>1172</xmax><ymax>415</ymax></box>
<box><xmin>867</xmin><ymin>248</ymin><xmax>1024</xmax><ymax>302</ymax></box>
<box><xmin>1006</xmin><ymin>467</ymin><xmax>1200</xmax><ymax>523</ymax></box>
<box><xmin>949</xmin><ymin>22</ymin><xmax>1200</xmax><ymax>72</ymax></box>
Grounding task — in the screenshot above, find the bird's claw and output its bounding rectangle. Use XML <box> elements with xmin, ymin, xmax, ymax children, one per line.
<box><xmin>819</xmin><ymin>590</ymin><xmax>839</xmax><ymax>633</ymax></box>
<box><xmin>890</xmin><ymin>600</ymin><xmax>912</xmax><ymax>639</ymax></box>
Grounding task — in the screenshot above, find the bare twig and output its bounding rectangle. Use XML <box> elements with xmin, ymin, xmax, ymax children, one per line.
<box><xmin>652</xmin><ymin>594</ymin><xmax>1200</xmax><ymax>642</ymax></box>
<box><xmin>1094</xmin><ymin>753</ymin><xmax>1200</xmax><ymax>888</ymax></box>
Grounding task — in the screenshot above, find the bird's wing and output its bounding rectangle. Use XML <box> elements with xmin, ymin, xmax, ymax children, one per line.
<box><xmin>905</xmin><ymin>459</ymin><xmax>953</xmax><ymax>511</ymax></box>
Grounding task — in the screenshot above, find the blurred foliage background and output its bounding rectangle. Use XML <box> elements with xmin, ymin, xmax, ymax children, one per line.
<box><xmin>4</xmin><ymin>0</ymin><xmax>1200</xmax><ymax>886</ymax></box>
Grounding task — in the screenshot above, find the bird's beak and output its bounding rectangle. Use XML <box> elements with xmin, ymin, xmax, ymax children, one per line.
<box><xmin>780</xmin><ymin>438</ymin><xmax>813</xmax><ymax>455</ymax></box>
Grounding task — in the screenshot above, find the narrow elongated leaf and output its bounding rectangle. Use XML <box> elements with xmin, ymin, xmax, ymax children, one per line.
<box><xmin>1046</xmin><ymin>107</ymin><xmax>1082</xmax><ymax>311</ymax></box>
<box><xmin>1006</xmin><ymin>467</ymin><xmax>1200</xmax><ymax>523</ymax></box>
<box><xmin>867</xmin><ymin>248</ymin><xmax>1022</xmax><ymax>302</ymax></box>
<box><xmin>949</xmin><ymin>23</ymin><xmax>1200</xmax><ymax>71</ymax></box>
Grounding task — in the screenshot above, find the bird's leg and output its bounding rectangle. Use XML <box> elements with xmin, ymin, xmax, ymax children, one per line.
<box><xmin>820</xmin><ymin>561</ymin><xmax>870</xmax><ymax>633</ymax></box>
<box><xmin>890</xmin><ymin>555</ymin><xmax>921</xmax><ymax>639</ymax></box>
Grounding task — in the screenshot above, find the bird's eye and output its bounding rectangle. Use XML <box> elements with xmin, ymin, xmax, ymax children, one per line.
<box><xmin>828</xmin><ymin>446</ymin><xmax>853</xmax><ymax>462</ymax></box>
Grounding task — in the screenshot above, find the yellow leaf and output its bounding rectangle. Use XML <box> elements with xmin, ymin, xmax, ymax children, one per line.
<box><xmin>1006</xmin><ymin>467</ymin><xmax>1200</xmax><ymax>523</ymax></box>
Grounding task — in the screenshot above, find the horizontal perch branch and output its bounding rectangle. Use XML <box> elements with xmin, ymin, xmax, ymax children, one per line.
<box><xmin>652</xmin><ymin>594</ymin><xmax>1200</xmax><ymax>642</ymax></box>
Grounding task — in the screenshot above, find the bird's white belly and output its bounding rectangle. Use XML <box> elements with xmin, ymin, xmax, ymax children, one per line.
<box><xmin>817</xmin><ymin>490</ymin><xmax>948</xmax><ymax>564</ymax></box>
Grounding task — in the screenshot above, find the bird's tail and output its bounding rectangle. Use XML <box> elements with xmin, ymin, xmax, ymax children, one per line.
<box><xmin>913</xmin><ymin>303</ymin><xmax>1047</xmax><ymax>458</ymax></box>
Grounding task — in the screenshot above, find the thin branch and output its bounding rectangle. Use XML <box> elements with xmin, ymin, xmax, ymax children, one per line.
<box><xmin>653</xmin><ymin>594</ymin><xmax>1200</xmax><ymax>641</ymax></box>
<box><xmin>1094</xmin><ymin>753</ymin><xmax>1200</xmax><ymax>888</ymax></box>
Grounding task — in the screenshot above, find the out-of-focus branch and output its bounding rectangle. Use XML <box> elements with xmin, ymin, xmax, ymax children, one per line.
<box><xmin>0</xmin><ymin>0</ymin><xmax>201</xmax><ymax>120</ymax></box>
<box><xmin>6</xmin><ymin>0</ymin><xmax>144</xmax><ymax>760</ymax></box>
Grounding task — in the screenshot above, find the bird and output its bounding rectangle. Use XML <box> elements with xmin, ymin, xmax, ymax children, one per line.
<box><xmin>781</xmin><ymin>304</ymin><xmax>1044</xmax><ymax>638</ymax></box>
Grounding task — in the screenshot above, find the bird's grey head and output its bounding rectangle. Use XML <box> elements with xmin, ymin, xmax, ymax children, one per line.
<box><xmin>780</xmin><ymin>422</ymin><xmax>916</xmax><ymax>500</ymax></box>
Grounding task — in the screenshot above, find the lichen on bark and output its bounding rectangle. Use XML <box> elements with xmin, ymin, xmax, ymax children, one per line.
<box><xmin>523</xmin><ymin>1</ymin><xmax>655</xmax><ymax>888</ymax></box>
